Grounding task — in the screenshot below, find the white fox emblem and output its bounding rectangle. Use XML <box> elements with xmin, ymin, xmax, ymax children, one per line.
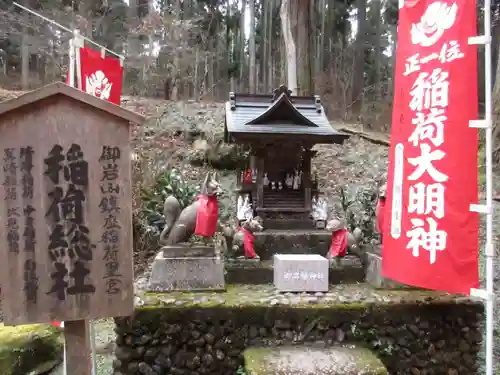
<box><xmin>411</xmin><ymin>2</ymin><xmax>458</xmax><ymax>47</ymax></box>
<box><xmin>85</xmin><ymin>70</ymin><xmax>113</xmax><ymax>100</ymax></box>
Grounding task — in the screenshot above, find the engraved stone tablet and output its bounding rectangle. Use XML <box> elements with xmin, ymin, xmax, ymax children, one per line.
<box><xmin>273</xmin><ymin>254</ymin><xmax>329</xmax><ymax>292</ymax></box>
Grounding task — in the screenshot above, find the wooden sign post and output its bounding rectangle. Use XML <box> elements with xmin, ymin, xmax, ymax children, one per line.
<box><xmin>0</xmin><ymin>83</ymin><xmax>145</xmax><ymax>375</ymax></box>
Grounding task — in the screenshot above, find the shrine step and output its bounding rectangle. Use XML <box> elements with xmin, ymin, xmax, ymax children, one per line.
<box><xmin>225</xmin><ymin>256</ymin><xmax>364</xmax><ymax>285</ymax></box>
<box><xmin>263</xmin><ymin>219</ymin><xmax>315</xmax><ymax>230</ymax></box>
<box><xmin>253</xmin><ymin>229</ymin><xmax>331</xmax><ymax>260</ymax></box>
<box><xmin>244</xmin><ymin>345</ymin><xmax>388</xmax><ymax>375</ymax></box>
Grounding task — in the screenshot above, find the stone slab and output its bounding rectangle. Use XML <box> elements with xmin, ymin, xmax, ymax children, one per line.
<box><xmin>161</xmin><ymin>245</ymin><xmax>216</xmax><ymax>258</ymax></box>
<box><xmin>147</xmin><ymin>250</ymin><xmax>225</xmax><ymax>292</ymax></box>
<box><xmin>273</xmin><ymin>254</ymin><xmax>329</xmax><ymax>292</ymax></box>
<box><xmin>244</xmin><ymin>345</ymin><xmax>388</xmax><ymax>375</ymax></box>
<box><xmin>365</xmin><ymin>251</ymin><xmax>411</xmax><ymax>289</ymax></box>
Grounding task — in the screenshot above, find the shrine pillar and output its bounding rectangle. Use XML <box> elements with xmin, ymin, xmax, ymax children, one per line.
<box><xmin>302</xmin><ymin>149</ymin><xmax>312</xmax><ymax>211</ymax></box>
<box><xmin>256</xmin><ymin>151</ymin><xmax>265</xmax><ymax>210</ymax></box>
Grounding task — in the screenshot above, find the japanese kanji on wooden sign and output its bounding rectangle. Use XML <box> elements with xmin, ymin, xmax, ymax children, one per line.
<box><xmin>0</xmin><ymin>82</ymin><xmax>145</xmax><ymax>325</ymax></box>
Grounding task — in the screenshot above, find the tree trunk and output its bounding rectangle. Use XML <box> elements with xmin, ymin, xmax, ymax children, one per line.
<box><xmin>239</xmin><ymin>0</ymin><xmax>247</xmax><ymax>91</ymax></box>
<box><xmin>248</xmin><ymin>0</ymin><xmax>256</xmax><ymax>93</ymax></box>
<box><xmin>194</xmin><ymin>47</ymin><xmax>200</xmax><ymax>99</ymax></box>
<box><xmin>262</xmin><ymin>0</ymin><xmax>269</xmax><ymax>91</ymax></box>
<box><xmin>267</xmin><ymin>0</ymin><xmax>274</xmax><ymax>92</ymax></box>
<box><xmin>21</xmin><ymin>28</ymin><xmax>29</xmax><ymax>90</ymax></box>
<box><xmin>372</xmin><ymin>0</ymin><xmax>382</xmax><ymax>99</ymax></box>
<box><xmin>325</xmin><ymin>0</ymin><xmax>336</xmax><ymax>69</ymax></box>
<box><xmin>287</xmin><ymin>0</ymin><xmax>314</xmax><ymax>96</ymax></box>
<box><xmin>127</xmin><ymin>0</ymin><xmax>141</xmax><ymax>57</ymax></box>
<box><xmin>318</xmin><ymin>0</ymin><xmax>326</xmax><ymax>76</ymax></box>
<box><xmin>351</xmin><ymin>0</ymin><xmax>367</xmax><ymax>114</ymax></box>
<box><xmin>228</xmin><ymin>0</ymin><xmax>236</xmax><ymax>92</ymax></box>
<box><xmin>491</xmin><ymin>27</ymin><xmax>500</xmax><ymax>161</ymax></box>
<box><xmin>280</xmin><ymin>0</ymin><xmax>297</xmax><ymax>94</ymax></box>
<box><xmin>171</xmin><ymin>0</ymin><xmax>182</xmax><ymax>100</ymax></box>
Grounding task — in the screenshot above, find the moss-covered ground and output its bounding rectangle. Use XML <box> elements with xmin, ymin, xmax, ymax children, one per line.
<box><xmin>137</xmin><ymin>283</ymin><xmax>469</xmax><ymax>310</ymax></box>
<box><xmin>0</xmin><ymin>323</ymin><xmax>63</xmax><ymax>375</ymax></box>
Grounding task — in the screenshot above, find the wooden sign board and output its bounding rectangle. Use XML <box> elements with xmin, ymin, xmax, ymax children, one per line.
<box><xmin>0</xmin><ymin>83</ymin><xmax>145</xmax><ymax>325</ymax></box>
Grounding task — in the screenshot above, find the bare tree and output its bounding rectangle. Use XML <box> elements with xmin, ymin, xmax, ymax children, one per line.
<box><xmin>248</xmin><ymin>0</ymin><xmax>256</xmax><ymax>93</ymax></box>
<box><xmin>280</xmin><ymin>0</ymin><xmax>297</xmax><ymax>94</ymax></box>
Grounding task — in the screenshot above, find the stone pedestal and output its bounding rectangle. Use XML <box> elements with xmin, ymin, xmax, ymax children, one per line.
<box><xmin>273</xmin><ymin>254</ymin><xmax>329</xmax><ymax>292</ymax></box>
<box><xmin>365</xmin><ymin>251</ymin><xmax>410</xmax><ymax>289</ymax></box>
<box><xmin>147</xmin><ymin>245</ymin><xmax>225</xmax><ymax>292</ymax></box>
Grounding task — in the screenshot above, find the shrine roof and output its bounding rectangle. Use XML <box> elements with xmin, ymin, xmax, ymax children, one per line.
<box><xmin>224</xmin><ymin>85</ymin><xmax>349</xmax><ymax>144</ymax></box>
<box><xmin>0</xmin><ymin>82</ymin><xmax>145</xmax><ymax>125</ymax></box>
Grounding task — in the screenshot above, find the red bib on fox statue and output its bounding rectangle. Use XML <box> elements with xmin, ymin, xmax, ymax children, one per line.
<box><xmin>194</xmin><ymin>195</ymin><xmax>219</xmax><ymax>237</ymax></box>
<box><xmin>239</xmin><ymin>226</ymin><xmax>257</xmax><ymax>258</ymax></box>
<box><xmin>329</xmin><ymin>228</ymin><xmax>348</xmax><ymax>257</ymax></box>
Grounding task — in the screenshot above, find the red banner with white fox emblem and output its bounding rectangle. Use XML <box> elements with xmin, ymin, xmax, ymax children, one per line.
<box><xmin>78</xmin><ymin>46</ymin><xmax>123</xmax><ymax>105</ymax></box>
<box><xmin>382</xmin><ymin>0</ymin><xmax>479</xmax><ymax>294</ymax></box>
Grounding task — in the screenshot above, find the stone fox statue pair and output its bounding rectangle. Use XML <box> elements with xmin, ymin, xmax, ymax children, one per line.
<box><xmin>160</xmin><ymin>172</ymin><xmax>223</xmax><ymax>245</ymax></box>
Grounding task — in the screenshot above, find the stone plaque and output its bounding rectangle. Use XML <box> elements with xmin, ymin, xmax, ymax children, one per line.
<box><xmin>148</xmin><ymin>246</ymin><xmax>225</xmax><ymax>292</ymax></box>
<box><xmin>315</xmin><ymin>220</ymin><xmax>326</xmax><ymax>229</ymax></box>
<box><xmin>273</xmin><ymin>254</ymin><xmax>328</xmax><ymax>292</ymax></box>
<box><xmin>0</xmin><ymin>83</ymin><xmax>144</xmax><ymax>325</ymax></box>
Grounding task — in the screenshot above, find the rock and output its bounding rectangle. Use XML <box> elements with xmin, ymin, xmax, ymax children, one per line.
<box><xmin>138</xmin><ymin>361</ymin><xmax>157</xmax><ymax>374</ymax></box>
<box><xmin>187</xmin><ymin>140</ymin><xmax>247</xmax><ymax>171</ymax></box>
<box><xmin>244</xmin><ymin>345</ymin><xmax>388</xmax><ymax>375</ymax></box>
<box><xmin>0</xmin><ymin>323</ymin><xmax>63</xmax><ymax>375</ymax></box>
<box><xmin>364</xmin><ymin>251</ymin><xmax>412</xmax><ymax>289</ymax></box>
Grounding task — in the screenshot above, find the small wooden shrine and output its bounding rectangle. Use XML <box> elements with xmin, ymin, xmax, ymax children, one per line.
<box><xmin>224</xmin><ymin>85</ymin><xmax>349</xmax><ymax>229</ymax></box>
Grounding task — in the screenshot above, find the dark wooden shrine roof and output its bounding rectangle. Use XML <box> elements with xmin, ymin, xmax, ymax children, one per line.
<box><xmin>224</xmin><ymin>86</ymin><xmax>349</xmax><ymax>144</ymax></box>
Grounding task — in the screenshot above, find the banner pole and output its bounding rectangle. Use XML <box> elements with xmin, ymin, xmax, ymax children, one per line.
<box><xmin>63</xmin><ymin>328</ymin><xmax>67</xmax><ymax>375</ymax></box>
<box><xmin>73</xmin><ymin>30</ymin><xmax>83</xmax><ymax>90</ymax></box>
<box><xmin>483</xmin><ymin>0</ymin><xmax>494</xmax><ymax>371</ymax></box>
<box><xmin>68</xmin><ymin>37</ymin><xmax>75</xmax><ymax>88</ymax></box>
<box><xmin>89</xmin><ymin>321</ymin><xmax>97</xmax><ymax>375</ymax></box>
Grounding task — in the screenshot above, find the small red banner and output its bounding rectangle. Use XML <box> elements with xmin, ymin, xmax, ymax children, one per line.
<box><xmin>79</xmin><ymin>46</ymin><xmax>123</xmax><ymax>105</ymax></box>
<box><xmin>382</xmin><ymin>0</ymin><xmax>479</xmax><ymax>294</ymax></box>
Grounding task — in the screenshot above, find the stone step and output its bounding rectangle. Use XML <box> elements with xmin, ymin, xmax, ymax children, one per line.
<box><xmin>262</xmin><ymin>201</ymin><xmax>305</xmax><ymax>207</ymax></box>
<box><xmin>225</xmin><ymin>256</ymin><xmax>364</xmax><ymax>285</ymax></box>
<box><xmin>264</xmin><ymin>219</ymin><xmax>315</xmax><ymax>230</ymax></box>
<box><xmin>253</xmin><ymin>229</ymin><xmax>331</xmax><ymax>260</ymax></box>
<box><xmin>244</xmin><ymin>345</ymin><xmax>388</xmax><ymax>375</ymax></box>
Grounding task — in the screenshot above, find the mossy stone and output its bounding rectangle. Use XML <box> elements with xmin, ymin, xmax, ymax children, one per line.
<box><xmin>0</xmin><ymin>323</ymin><xmax>63</xmax><ymax>375</ymax></box>
<box><xmin>244</xmin><ymin>345</ymin><xmax>388</xmax><ymax>375</ymax></box>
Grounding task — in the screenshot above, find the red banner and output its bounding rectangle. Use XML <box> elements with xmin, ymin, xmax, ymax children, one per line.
<box><xmin>79</xmin><ymin>46</ymin><xmax>123</xmax><ymax>105</ymax></box>
<box><xmin>382</xmin><ymin>0</ymin><xmax>479</xmax><ymax>294</ymax></box>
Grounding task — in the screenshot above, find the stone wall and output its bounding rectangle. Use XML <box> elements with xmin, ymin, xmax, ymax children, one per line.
<box><xmin>113</xmin><ymin>299</ymin><xmax>483</xmax><ymax>375</ymax></box>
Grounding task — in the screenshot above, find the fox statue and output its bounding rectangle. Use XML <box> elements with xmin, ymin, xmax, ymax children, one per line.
<box><xmin>159</xmin><ymin>172</ymin><xmax>223</xmax><ymax>245</ymax></box>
